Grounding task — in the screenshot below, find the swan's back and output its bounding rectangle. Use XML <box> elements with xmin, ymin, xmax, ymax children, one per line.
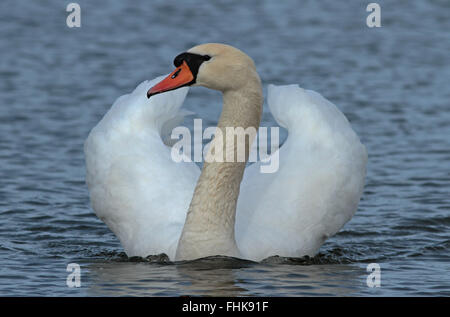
<box><xmin>236</xmin><ymin>84</ymin><xmax>367</xmax><ymax>261</ymax></box>
<box><xmin>84</xmin><ymin>78</ymin><xmax>199</xmax><ymax>259</ymax></box>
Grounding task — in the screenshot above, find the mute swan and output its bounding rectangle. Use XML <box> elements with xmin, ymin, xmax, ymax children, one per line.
<box><xmin>84</xmin><ymin>43</ymin><xmax>367</xmax><ymax>262</ymax></box>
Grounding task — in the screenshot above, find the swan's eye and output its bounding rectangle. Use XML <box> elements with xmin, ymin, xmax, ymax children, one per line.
<box><xmin>203</xmin><ymin>55</ymin><xmax>211</xmax><ymax>61</ymax></box>
<box><xmin>171</xmin><ymin>68</ymin><xmax>182</xmax><ymax>79</ymax></box>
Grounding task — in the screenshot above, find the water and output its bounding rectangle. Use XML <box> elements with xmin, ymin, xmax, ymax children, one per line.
<box><xmin>0</xmin><ymin>0</ymin><xmax>449</xmax><ymax>296</ymax></box>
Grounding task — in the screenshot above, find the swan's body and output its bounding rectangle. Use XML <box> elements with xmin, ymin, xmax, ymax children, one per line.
<box><xmin>85</xmin><ymin>44</ymin><xmax>367</xmax><ymax>261</ymax></box>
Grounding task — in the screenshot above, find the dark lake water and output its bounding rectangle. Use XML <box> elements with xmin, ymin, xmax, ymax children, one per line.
<box><xmin>0</xmin><ymin>0</ymin><xmax>449</xmax><ymax>296</ymax></box>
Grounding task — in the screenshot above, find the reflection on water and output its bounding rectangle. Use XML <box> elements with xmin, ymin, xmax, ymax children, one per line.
<box><xmin>86</xmin><ymin>256</ymin><xmax>365</xmax><ymax>296</ymax></box>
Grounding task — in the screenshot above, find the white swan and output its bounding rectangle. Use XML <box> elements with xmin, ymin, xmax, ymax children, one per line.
<box><xmin>84</xmin><ymin>43</ymin><xmax>367</xmax><ymax>262</ymax></box>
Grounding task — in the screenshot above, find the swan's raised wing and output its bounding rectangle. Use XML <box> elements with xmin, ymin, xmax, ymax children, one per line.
<box><xmin>84</xmin><ymin>77</ymin><xmax>200</xmax><ymax>260</ymax></box>
<box><xmin>236</xmin><ymin>84</ymin><xmax>367</xmax><ymax>261</ymax></box>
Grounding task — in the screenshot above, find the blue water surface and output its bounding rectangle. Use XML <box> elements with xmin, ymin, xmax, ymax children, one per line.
<box><xmin>0</xmin><ymin>0</ymin><xmax>449</xmax><ymax>296</ymax></box>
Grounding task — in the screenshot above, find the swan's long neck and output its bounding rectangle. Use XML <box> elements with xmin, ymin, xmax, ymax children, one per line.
<box><xmin>176</xmin><ymin>77</ymin><xmax>263</xmax><ymax>261</ymax></box>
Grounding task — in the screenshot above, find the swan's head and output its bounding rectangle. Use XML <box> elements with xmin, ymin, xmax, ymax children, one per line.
<box><xmin>147</xmin><ymin>43</ymin><xmax>259</xmax><ymax>98</ymax></box>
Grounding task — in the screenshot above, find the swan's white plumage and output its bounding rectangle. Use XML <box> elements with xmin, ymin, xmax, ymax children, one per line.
<box><xmin>85</xmin><ymin>79</ymin><xmax>367</xmax><ymax>261</ymax></box>
<box><xmin>84</xmin><ymin>77</ymin><xmax>200</xmax><ymax>260</ymax></box>
<box><xmin>236</xmin><ymin>84</ymin><xmax>367</xmax><ymax>260</ymax></box>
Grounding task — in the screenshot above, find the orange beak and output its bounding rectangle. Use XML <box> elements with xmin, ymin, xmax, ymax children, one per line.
<box><xmin>147</xmin><ymin>61</ymin><xmax>194</xmax><ymax>98</ymax></box>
